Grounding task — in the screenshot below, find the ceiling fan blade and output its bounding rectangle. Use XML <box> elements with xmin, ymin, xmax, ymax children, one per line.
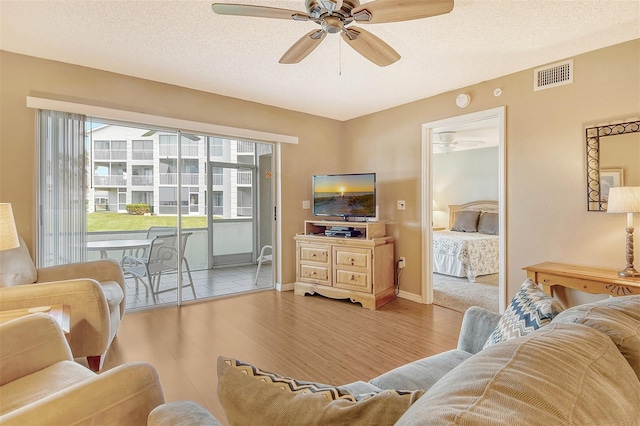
<box><xmin>351</xmin><ymin>0</ymin><xmax>453</xmax><ymax>24</ymax></box>
<box><xmin>211</xmin><ymin>3</ymin><xmax>310</xmax><ymax>21</ymax></box>
<box><xmin>280</xmin><ymin>30</ymin><xmax>326</xmax><ymax>64</ymax></box>
<box><xmin>341</xmin><ymin>27</ymin><xmax>400</xmax><ymax>67</ymax></box>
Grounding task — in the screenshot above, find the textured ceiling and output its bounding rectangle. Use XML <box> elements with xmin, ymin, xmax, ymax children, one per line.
<box><xmin>1</xmin><ymin>0</ymin><xmax>639</xmax><ymax>121</ymax></box>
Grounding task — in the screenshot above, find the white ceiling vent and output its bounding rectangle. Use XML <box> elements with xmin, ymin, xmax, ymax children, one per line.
<box><xmin>533</xmin><ymin>59</ymin><xmax>573</xmax><ymax>91</ymax></box>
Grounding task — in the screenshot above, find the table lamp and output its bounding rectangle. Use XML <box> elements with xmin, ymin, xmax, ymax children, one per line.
<box><xmin>0</xmin><ymin>203</ymin><xmax>20</xmax><ymax>251</ymax></box>
<box><xmin>607</xmin><ymin>187</ymin><xmax>640</xmax><ymax>277</ymax></box>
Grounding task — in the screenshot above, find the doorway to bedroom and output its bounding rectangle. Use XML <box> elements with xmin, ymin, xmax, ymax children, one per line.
<box><xmin>422</xmin><ymin>107</ymin><xmax>506</xmax><ymax>314</ymax></box>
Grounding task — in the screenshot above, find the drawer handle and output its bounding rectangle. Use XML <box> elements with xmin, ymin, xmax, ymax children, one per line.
<box><xmin>312</xmin><ymin>253</ymin><xmax>316</xmax><ymax>257</ymax></box>
<box><xmin>311</xmin><ymin>272</ymin><xmax>317</xmax><ymax>276</ymax></box>
<box><xmin>350</xmin><ymin>275</ymin><xmax>355</xmax><ymax>281</ymax></box>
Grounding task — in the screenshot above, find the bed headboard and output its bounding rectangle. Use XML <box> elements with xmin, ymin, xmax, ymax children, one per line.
<box><xmin>448</xmin><ymin>200</ymin><xmax>498</xmax><ymax>229</ymax></box>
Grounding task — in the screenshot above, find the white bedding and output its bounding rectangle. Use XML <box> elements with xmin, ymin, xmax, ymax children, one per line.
<box><xmin>433</xmin><ymin>230</ymin><xmax>499</xmax><ymax>282</ymax></box>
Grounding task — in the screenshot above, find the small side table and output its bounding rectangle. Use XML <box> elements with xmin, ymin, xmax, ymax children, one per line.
<box><xmin>0</xmin><ymin>304</ymin><xmax>70</xmax><ymax>336</ymax></box>
<box><xmin>523</xmin><ymin>262</ymin><xmax>640</xmax><ymax>306</ymax></box>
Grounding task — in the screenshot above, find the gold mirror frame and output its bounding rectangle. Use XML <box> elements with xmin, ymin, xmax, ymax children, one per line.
<box><xmin>586</xmin><ymin>120</ymin><xmax>640</xmax><ymax>211</ymax></box>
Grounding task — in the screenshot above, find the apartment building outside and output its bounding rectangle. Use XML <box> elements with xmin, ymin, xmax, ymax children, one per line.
<box><xmin>87</xmin><ymin>124</ymin><xmax>269</xmax><ymax>219</ymax></box>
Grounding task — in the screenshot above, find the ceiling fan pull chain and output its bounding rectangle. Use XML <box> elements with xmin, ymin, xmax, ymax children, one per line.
<box><xmin>339</xmin><ymin>37</ymin><xmax>342</xmax><ymax>76</ymax></box>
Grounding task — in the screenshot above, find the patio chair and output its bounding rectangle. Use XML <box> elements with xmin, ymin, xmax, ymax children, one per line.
<box><xmin>121</xmin><ymin>233</ymin><xmax>196</xmax><ymax>303</ymax></box>
<box><xmin>254</xmin><ymin>245</ymin><xmax>272</xmax><ymax>285</ymax></box>
<box><xmin>132</xmin><ymin>226</ymin><xmax>178</xmax><ymax>258</ymax></box>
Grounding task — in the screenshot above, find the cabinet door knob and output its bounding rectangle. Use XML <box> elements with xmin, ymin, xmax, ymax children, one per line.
<box><xmin>350</xmin><ymin>275</ymin><xmax>355</xmax><ymax>281</ymax></box>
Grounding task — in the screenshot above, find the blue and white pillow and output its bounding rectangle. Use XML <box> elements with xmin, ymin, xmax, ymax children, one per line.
<box><xmin>483</xmin><ymin>279</ymin><xmax>564</xmax><ymax>349</ymax></box>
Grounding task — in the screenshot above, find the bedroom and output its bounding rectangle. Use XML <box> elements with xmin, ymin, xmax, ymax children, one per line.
<box><xmin>431</xmin><ymin>116</ymin><xmax>500</xmax><ymax>312</ymax></box>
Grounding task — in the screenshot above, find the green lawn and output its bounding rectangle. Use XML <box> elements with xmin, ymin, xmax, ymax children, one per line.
<box><xmin>87</xmin><ymin>212</ymin><xmax>207</xmax><ymax>232</ymax></box>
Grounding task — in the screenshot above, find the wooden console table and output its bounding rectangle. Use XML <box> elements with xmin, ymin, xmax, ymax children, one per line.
<box><xmin>294</xmin><ymin>220</ymin><xmax>395</xmax><ymax>310</ymax></box>
<box><xmin>523</xmin><ymin>262</ymin><xmax>640</xmax><ymax>302</ymax></box>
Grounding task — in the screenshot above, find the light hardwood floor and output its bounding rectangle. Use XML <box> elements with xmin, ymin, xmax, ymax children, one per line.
<box><xmin>102</xmin><ymin>290</ymin><xmax>463</xmax><ymax>424</ymax></box>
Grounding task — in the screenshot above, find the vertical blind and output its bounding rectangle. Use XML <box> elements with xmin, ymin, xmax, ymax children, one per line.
<box><xmin>37</xmin><ymin>110</ymin><xmax>87</xmax><ymax>266</ymax></box>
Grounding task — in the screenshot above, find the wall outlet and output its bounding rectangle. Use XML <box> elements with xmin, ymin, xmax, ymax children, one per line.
<box><xmin>302</xmin><ymin>200</ymin><xmax>311</xmax><ymax>209</ymax></box>
<box><xmin>398</xmin><ymin>257</ymin><xmax>406</xmax><ymax>269</ymax></box>
<box><xmin>397</xmin><ymin>200</ymin><xmax>406</xmax><ymax>210</ymax></box>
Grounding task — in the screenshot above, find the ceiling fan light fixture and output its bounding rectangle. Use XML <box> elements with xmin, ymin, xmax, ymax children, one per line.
<box><xmin>322</xmin><ymin>16</ymin><xmax>343</xmax><ymax>33</ymax></box>
<box><xmin>437</xmin><ymin>131</ymin><xmax>456</xmax><ymax>144</ymax></box>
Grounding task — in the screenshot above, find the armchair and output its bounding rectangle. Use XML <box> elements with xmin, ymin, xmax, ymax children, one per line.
<box><xmin>0</xmin><ymin>313</ymin><xmax>164</xmax><ymax>425</ymax></box>
<box><xmin>0</xmin><ymin>237</ymin><xmax>125</xmax><ymax>371</ymax></box>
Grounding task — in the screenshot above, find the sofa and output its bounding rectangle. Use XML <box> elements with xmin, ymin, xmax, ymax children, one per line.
<box><xmin>0</xmin><ymin>313</ymin><xmax>220</xmax><ymax>425</ymax></box>
<box><xmin>217</xmin><ymin>285</ymin><xmax>640</xmax><ymax>425</ymax></box>
<box><xmin>0</xmin><ymin>237</ymin><xmax>125</xmax><ymax>371</ymax></box>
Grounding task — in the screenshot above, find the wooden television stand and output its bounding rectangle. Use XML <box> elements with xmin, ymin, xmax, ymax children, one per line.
<box><xmin>293</xmin><ymin>220</ymin><xmax>395</xmax><ymax>310</ymax></box>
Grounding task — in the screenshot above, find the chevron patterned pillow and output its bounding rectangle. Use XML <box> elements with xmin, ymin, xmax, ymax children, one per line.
<box><xmin>483</xmin><ymin>279</ymin><xmax>564</xmax><ymax>349</ymax></box>
<box><xmin>217</xmin><ymin>356</ymin><xmax>424</xmax><ymax>425</ymax></box>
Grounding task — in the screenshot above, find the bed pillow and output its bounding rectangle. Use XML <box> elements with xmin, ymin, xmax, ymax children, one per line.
<box><xmin>451</xmin><ymin>210</ymin><xmax>480</xmax><ymax>232</ymax></box>
<box><xmin>477</xmin><ymin>212</ymin><xmax>499</xmax><ymax>235</ymax></box>
<box><xmin>483</xmin><ymin>279</ymin><xmax>564</xmax><ymax>349</ymax></box>
<box><xmin>217</xmin><ymin>356</ymin><xmax>424</xmax><ymax>426</ymax></box>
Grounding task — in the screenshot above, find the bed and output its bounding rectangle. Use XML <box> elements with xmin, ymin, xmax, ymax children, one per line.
<box><xmin>433</xmin><ymin>200</ymin><xmax>499</xmax><ymax>282</ymax></box>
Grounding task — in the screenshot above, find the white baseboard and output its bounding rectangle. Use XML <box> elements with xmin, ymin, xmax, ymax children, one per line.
<box><xmin>277</xmin><ymin>282</ymin><xmax>295</xmax><ymax>292</ymax></box>
<box><xmin>397</xmin><ymin>290</ymin><xmax>424</xmax><ymax>304</ymax></box>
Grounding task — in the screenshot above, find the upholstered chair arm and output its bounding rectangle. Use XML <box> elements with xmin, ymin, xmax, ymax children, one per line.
<box><xmin>0</xmin><ymin>280</ymin><xmax>110</xmax><ymax>358</ymax></box>
<box><xmin>148</xmin><ymin>401</ymin><xmax>222</xmax><ymax>426</ymax></box>
<box><xmin>0</xmin><ymin>362</ymin><xmax>165</xmax><ymax>426</ymax></box>
<box><xmin>457</xmin><ymin>306</ymin><xmax>502</xmax><ymax>354</ymax></box>
<box><xmin>0</xmin><ymin>314</ymin><xmax>73</xmax><ymax>386</ymax></box>
<box><xmin>36</xmin><ymin>259</ymin><xmax>126</xmax><ymax>320</ymax></box>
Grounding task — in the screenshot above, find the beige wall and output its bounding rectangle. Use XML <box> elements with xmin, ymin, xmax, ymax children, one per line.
<box><xmin>0</xmin><ymin>51</ymin><xmax>344</xmax><ymax>285</ymax></box>
<box><xmin>1</xmin><ymin>39</ymin><xmax>639</xmax><ymax>304</ymax></box>
<box><xmin>433</xmin><ymin>147</ymin><xmax>499</xmax><ymax>229</ymax></box>
<box><xmin>345</xmin><ymin>39</ymin><xmax>639</xmax><ymax>304</ymax></box>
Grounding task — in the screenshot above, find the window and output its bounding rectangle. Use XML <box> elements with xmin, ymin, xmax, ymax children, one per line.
<box><xmin>212</xmin><ymin>167</ymin><xmax>223</xmax><ymax>186</ymax></box>
<box><xmin>212</xmin><ymin>191</ymin><xmax>223</xmax><ymax>215</ymax></box>
<box><xmin>211</xmin><ymin>139</ymin><xmax>223</xmax><ymax>157</ymax></box>
<box><xmin>132</xmin><ymin>140</ymin><xmax>153</xmax><ymax>160</ymax></box>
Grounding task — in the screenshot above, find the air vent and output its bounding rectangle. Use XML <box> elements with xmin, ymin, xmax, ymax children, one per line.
<box><xmin>533</xmin><ymin>59</ymin><xmax>573</xmax><ymax>91</ymax></box>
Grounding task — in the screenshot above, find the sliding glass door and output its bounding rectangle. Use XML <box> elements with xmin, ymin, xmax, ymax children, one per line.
<box><xmin>38</xmin><ymin>113</ymin><xmax>275</xmax><ymax>310</ymax></box>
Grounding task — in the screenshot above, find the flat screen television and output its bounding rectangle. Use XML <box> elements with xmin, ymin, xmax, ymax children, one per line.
<box><xmin>312</xmin><ymin>173</ymin><xmax>376</xmax><ymax>219</ymax></box>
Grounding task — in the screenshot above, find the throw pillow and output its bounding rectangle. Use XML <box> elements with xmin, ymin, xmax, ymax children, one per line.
<box><xmin>477</xmin><ymin>212</ymin><xmax>499</xmax><ymax>235</ymax></box>
<box><xmin>0</xmin><ymin>237</ymin><xmax>37</xmax><ymax>287</ymax></box>
<box><xmin>451</xmin><ymin>210</ymin><xmax>481</xmax><ymax>232</ymax></box>
<box><xmin>483</xmin><ymin>279</ymin><xmax>564</xmax><ymax>349</ymax></box>
<box><xmin>217</xmin><ymin>356</ymin><xmax>424</xmax><ymax>426</ymax></box>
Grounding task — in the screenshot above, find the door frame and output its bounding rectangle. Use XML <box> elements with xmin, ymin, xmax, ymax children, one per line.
<box><xmin>420</xmin><ymin>106</ymin><xmax>507</xmax><ymax>313</ymax></box>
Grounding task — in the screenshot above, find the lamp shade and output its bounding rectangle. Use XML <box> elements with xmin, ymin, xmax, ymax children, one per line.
<box><xmin>607</xmin><ymin>187</ymin><xmax>640</xmax><ymax>214</ymax></box>
<box><xmin>0</xmin><ymin>203</ymin><xmax>19</xmax><ymax>251</ymax></box>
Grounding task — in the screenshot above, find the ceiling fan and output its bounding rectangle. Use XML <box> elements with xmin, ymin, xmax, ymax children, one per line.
<box><xmin>434</xmin><ymin>131</ymin><xmax>485</xmax><ymax>153</ymax></box>
<box><xmin>211</xmin><ymin>0</ymin><xmax>454</xmax><ymax>67</ymax></box>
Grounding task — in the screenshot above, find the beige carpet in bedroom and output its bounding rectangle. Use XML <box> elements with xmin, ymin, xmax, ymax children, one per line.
<box><xmin>432</xmin><ymin>273</ymin><xmax>499</xmax><ymax>313</ymax></box>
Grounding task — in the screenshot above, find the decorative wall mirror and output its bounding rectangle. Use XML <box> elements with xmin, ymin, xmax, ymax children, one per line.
<box><xmin>586</xmin><ymin>120</ymin><xmax>640</xmax><ymax>211</ymax></box>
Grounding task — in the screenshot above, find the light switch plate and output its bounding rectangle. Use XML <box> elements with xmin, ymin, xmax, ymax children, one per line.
<box><xmin>302</xmin><ymin>200</ymin><xmax>311</xmax><ymax>209</ymax></box>
<box><xmin>397</xmin><ymin>200</ymin><xmax>406</xmax><ymax>210</ymax></box>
